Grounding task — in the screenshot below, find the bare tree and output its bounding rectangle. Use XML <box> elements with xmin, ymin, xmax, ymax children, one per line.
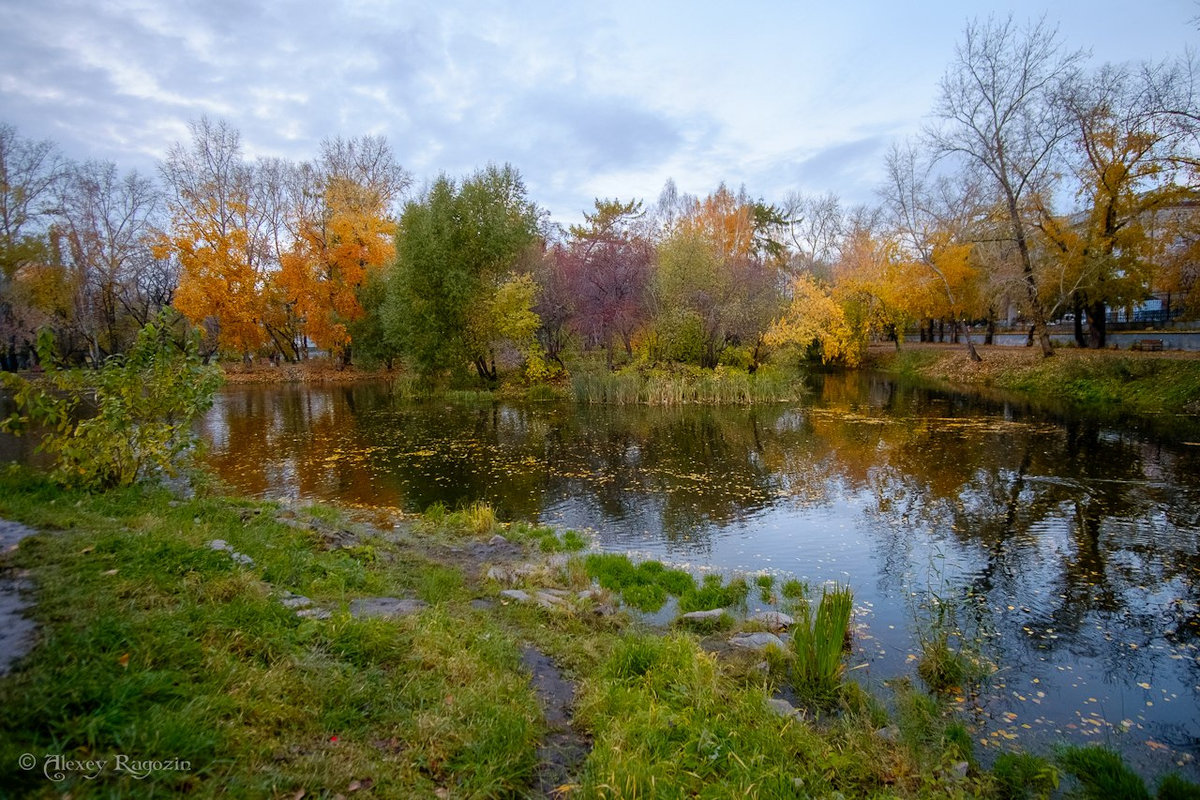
<box><xmin>927</xmin><ymin>15</ymin><xmax>1084</xmax><ymax>357</ymax></box>
<box><xmin>780</xmin><ymin>190</ymin><xmax>843</xmax><ymax>279</ymax></box>
<box><xmin>56</xmin><ymin>160</ymin><xmax>163</xmax><ymax>363</ymax></box>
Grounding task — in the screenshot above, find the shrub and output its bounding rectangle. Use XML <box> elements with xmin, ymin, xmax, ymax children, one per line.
<box><xmin>1</xmin><ymin>314</ymin><xmax>221</xmax><ymax>489</ymax></box>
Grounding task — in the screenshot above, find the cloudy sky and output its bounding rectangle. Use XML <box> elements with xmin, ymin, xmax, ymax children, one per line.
<box><xmin>0</xmin><ymin>0</ymin><xmax>1194</xmax><ymax>224</ymax></box>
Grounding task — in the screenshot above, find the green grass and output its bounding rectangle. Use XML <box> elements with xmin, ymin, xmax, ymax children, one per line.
<box><xmin>1056</xmin><ymin>745</ymin><xmax>1151</xmax><ymax>800</ymax></box>
<box><xmin>992</xmin><ymin>752</ymin><xmax>1059</xmax><ymax>800</ymax></box>
<box><xmin>583</xmin><ymin>553</ymin><xmax>697</xmax><ymax>613</ymax></box>
<box><xmin>0</xmin><ymin>467</ymin><xmax>539</xmax><ymax>798</ymax></box>
<box><xmin>874</xmin><ymin>348</ymin><xmax>1200</xmax><ymax>416</ymax></box>
<box><xmin>780</xmin><ymin>578</ymin><xmax>808</xmax><ymax>601</ymax></box>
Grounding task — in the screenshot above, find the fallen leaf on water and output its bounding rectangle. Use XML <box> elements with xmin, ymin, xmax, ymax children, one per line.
<box><xmin>1137</xmin><ymin>682</ymin><xmax>1151</xmax><ymax>689</ymax></box>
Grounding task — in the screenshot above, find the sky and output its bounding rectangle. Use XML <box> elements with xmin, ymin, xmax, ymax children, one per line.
<box><xmin>0</xmin><ymin>0</ymin><xmax>1195</xmax><ymax>226</ymax></box>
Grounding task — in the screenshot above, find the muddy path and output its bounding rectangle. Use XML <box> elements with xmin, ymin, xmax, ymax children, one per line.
<box><xmin>0</xmin><ymin>518</ymin><xmax>38</xmax><ymax>676</ymax></box>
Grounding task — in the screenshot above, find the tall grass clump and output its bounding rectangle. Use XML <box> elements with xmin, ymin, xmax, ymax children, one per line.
<box><xmin>991</xmin><ymin>752</ymin><xmax>1059</xmax><ymax>800</ymax></box>
<box><xmin>1055</xmin><ymin>745</ymin><xmax>1150</xmax><ymax>800</ymax></box>
<box><xmin>791</xmin><ymin>583</ymin><xmax>853</xmax><ymax>702</ymax></box>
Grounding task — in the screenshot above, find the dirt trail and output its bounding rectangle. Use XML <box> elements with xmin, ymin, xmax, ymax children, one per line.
<box><xmin>0</xmin><ymin>518</ymin><xmax>38</xmax><ymax>676</ymax></box>
<box><xmin>519</xmin><ymin>645</ymin><xmax>591</xmax><ymax>797</ymax></box>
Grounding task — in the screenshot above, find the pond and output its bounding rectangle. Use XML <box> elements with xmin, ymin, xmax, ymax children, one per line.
<box><xmin>199</xmin><ymin>372</ymin><xmax>1195</xmax><ymax>779</ymax></box>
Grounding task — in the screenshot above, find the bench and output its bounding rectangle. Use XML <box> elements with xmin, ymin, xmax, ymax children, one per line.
<box><xmin>1132</xmin><ymin>339</ymin><xmax>1164</xmax><ymax>351</ymax></box>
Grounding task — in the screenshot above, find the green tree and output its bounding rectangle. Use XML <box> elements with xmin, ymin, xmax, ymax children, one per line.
<box><xmin>385</xmin><ymin>164</ymin><xmax>540</xmax><ymax>382</ymax></box>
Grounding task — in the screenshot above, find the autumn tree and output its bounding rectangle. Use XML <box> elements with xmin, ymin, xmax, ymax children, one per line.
<box><xmin>1036</xmin><ymin>60</ymin><xmax>1197</xmax><ymax>347</ymax></box>
<box><xmin>653</xmin><ymin>184</ymin><xmax>784</xmax><ymax>368</ymax></box>
<box><xmin>883</xmin><ymin>142</ymin><xmax>986</xmax><ymax>360</ymax></box>
<box><xmin>780</xmin><ymin>190</ymin><xmax>843</xmax><ymax>280</ymax></box>
<box><xmin>277</xmin><ymin>136</ymin><xmax>408</xmax><ymax>364</ymax></box>
<box><xmin>563</xmin><ymin>198</ymin><xmax>652</xmax><ymax>367</ymax></box>
<box><xmin>54</xmin><ymin>160</ymin><xmax>164</xmax><ymax>363</ymax></box>
<box><xmin>929</xmin><ymin>15</ymin><xmax>1084</xmax><ymax>357</ymax></box>
<box><xmin>157</xmin><ymin>118</ymin><xmax>273</xmax><ymax>360</ymax></box>
<box><xmin>386</xmin><ymin>164</ymin><xmax>541</xmax><ymax>382</ymax></box>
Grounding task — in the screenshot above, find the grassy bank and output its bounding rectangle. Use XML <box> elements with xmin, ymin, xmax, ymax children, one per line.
<box><xmin>868</xmin><ymin>344</ymin><xmax>1200</xmax><ymax>417</ymax></box>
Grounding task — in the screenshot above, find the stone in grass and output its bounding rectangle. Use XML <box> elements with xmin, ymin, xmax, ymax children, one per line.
<box><xmin>296</xmin><ymin>607</ymin><xmax>332</xmax><ymax>620</ymax></box>
<box><xmin>278</xmin><ymin>592</ymin><xmax>314</xmax><ymax>609</ymax></box>
<box><xmin>207</xmin><ymin>539</ymin><xmax>254</xmax><ymax>566</ymax></box>
<box><xmin>748</xmin><ymin>610</ymin><xmax>794</xmax><ymax>630</ymax></box>
<box><xmin>728</xmin><ymin>632</ymin><xmax>786</xmax><ymax>652</ymax></box>
<box><xmin>766</xmin><ymin>697</ymin><xmax>804</xmax><ymax>719</ymax></box>
<box><xmin>348</xmin><ymin>597</ymin><xmax>428</xmax><ymax>619</ymax></box>
<box><xmin>875</xmin><ymin>725</ymin><xmax>900</xmax><ymax>742</ymax></box>
<box><xmin>487</xmin><ymin>534</ymin><xmax>509</xmax><ymax>546</ymax></box>
<box><xmin>679</xmin><ymin>608</ymin><xmax>726</xmax><ymax>622</ymax></box>
<box><xmin>500</xmin><ymin>589</ymin><xmax>532</xmax><ymax>603</ymax></box>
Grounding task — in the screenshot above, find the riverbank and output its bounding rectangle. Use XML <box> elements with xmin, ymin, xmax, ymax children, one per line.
<box><xmin>6</xmin><ymin>467</ymin><xmax>1179</xmax><ymax>798</ymax></box>
<box><xmin>866</xmin><ymin>343</ymin><xmax>1200</xmax><ymax>417</ymax></box>
<box><xmin>3</xmin><ymin>467</ymin><xmax>1195</xmax><ymax>798</ymax></box>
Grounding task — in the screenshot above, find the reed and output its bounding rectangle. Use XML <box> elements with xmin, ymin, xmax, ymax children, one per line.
<box><xmin>571</xmin><ymin>365</ymin><xmax>805</xmax><ymax>406</ymax></box>
<box><xmin>791</xmin><ymin>583</ymin><xmax>854</xmax><ymax>701</ymax></box>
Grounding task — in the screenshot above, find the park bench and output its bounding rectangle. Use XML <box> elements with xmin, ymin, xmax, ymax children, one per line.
<box><xmin>1132</xmin><ymin>339</ymin><xmax>1164</xmax><ymax>351</ymax></box>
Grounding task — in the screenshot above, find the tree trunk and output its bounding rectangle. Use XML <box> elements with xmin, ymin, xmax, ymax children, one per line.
<box><xmin>1086</xmin><ymin>299</ymin><xmax>1106</xmax><ymax>349</ymax></box>
<box><xmin>956</xmin><ymin>319</ymin><xmax>983</xmax><ymax>362</ymax></box>
<box><xmin>985</xmin><ymin>310</ymin><xmax>996</xmax><ymax>345</ymax></box>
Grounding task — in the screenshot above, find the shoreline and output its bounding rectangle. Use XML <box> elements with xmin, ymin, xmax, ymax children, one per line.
<box><xmin>0</xmin><ymin>468</ymin><xmax>1195</xmax><ymax>796</ymax></box>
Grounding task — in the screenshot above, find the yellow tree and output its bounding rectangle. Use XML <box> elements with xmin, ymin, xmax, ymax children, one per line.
<box><xmin>1037</xmin><ymin>61</ymin><xmax>1194</xmax><ymax>347</ymax></box>
<box><xmin>766</xmin><ymin>274</ymin><xmax>861</xmax><ymax>365</ymax></box>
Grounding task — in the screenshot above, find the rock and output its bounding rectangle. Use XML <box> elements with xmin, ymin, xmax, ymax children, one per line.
<box><xmin>945</xmin><ymin>762</ymin><xmax>970</xmax><ymax>781</ymax></box>
<box><xmin>576</xmin><ymin>589</ymin><xmax>603</xmax><ymax>601</ymax></box>
<box><xmin>208</xmin><ymin>539</ymin><xmax>254</xmax><ymax>566</ymax></box>
<box><xmin>767</xmin><ymin>698</ymin><xmax>803</xmax><ymax>719</ymax></box>
<box><xmin>748</xmin><ymin>611</ymin><xmax>794</xmax><ymax>630</ymax></box>
<box><xmin>348</xmin><ymin>597</ymin><xmax>427</xmax><ymax>619</ymax></box>
<box><xmin>296</xmin><ymin>607</ymin><xmax>332</xmax><ymax>620</ymax></box>
<box><xmin>500</xmin><ymin>589</ymin><xmax>532</xmax><ymax>603</ymax></box>
<box><xmin>533</xmin><ymin>591</ymin><xmax>564</xmax><ymax>609</ymax></box>
<box><xmin>470</xmin><ymin>598</ymin><xmax>495</xmax><ymax>611</ymax></box>
<box><xmin>487</xmin><ymin>534</ymin><xmax>509</xmax><ymax>546</ymax></box>
<box><xmin>278</xmin><ymin>592</ymin><xmax>314</xmax><ymax>609</ymax></box>
<box><xmin>875</xmin><ymin>725</ymin><xmax>900</xmax><ymax>742</ymax></box>
<box><xmin>680</xmin><ymin>608</ymin><xmax>726</xmax><ymax>622</ymax></box>
<box><xmin>729</xmin><ymin>632</ymin><xmax>786</xmax><ymax>652</ymax></box>
<box><xmin>485</xmin><ymin>565</ymin><xmax>516</xmax><ymax>584</ymax></box>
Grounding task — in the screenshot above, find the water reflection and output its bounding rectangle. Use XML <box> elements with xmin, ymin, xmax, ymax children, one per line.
<box><xmin>199</xmin><ymin>373</ymin><xmax>1200</xmax><ymax>779</ymax></box>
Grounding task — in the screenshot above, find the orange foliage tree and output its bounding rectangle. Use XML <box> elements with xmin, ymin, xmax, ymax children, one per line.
<box><xmin>277</xmin><ymin>136</ymin><xmax>407</xmax><ymax>363</ymax></box>
<box><xmin>277</xmin><ymin>177</ymin><xmax>396</xmax><ymax>360</ymax></box>
<box><xmin>157</xmin><ymin>119</ymin><xmax>270</xmax><ymax>359</ymax></box>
